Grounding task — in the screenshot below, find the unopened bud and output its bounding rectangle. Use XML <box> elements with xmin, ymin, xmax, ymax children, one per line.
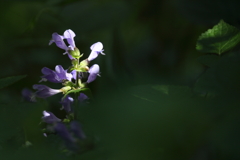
<box><xmin>69</xmin><ymin>48</ymin><xmax>80</xmax><ymax>59</ymax></box>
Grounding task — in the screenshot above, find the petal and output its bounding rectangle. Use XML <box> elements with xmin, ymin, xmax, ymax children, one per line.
<box><xmin>54</xmin><ymin>122</ymin><xmax>76</xmax><ymax>143</ymax></box>
<box><xmin>51</xmin><ymin>33</ymin><xmax>68</xmax><ymax>50</ymax></box>
<box><xmin>42</xmin><ymin>111</ymin><xmax>61</xmax><ymax>124</ymax></box>
<box><xmin>22</xmin><ymin>88</ymin><xmax>35</xmax><ymax>102</ymax></box>
<box><xmin>87</xmin><ymin>51</ymin><xmax>98</xmax><ymax>61</ymax></box>
<box><xmin>41</xmin><ymin>74</ymin><xmax>60</xmax><ymax>83</ymax></box>
<box><xmin>87</xmin><ymin>64</ymin><xmax>100</xmax><ymax>83</ymax></box>
<box><xmin>78</xmin><ymin>93</ymin><xmax>88</xmax><ymax>102</ymax></box>
<box><xmin>90</xmin><ymin>42</ymin><xmax>103</xmax><ymax>51</ymax></box>
<box><xmin>55</xmin><ymin>65</ymin><xmax>65</xmax><ymax>73</ymax></box>
<box><xmin>60</xmin><ymin>96</ymin><xmax>74</xmax><ymax>113</ymax></box>
<box><xmin>55</xmin><ymin>65</ymin><xmax>66</xmax><ymax>79</ymax></box>
<box><xmin>88</xmin><ymin>42</ymin><xmax>104</xmax><ymax>61</ymax></box>
<box><xmin>41</xmin><ymin>67</ymin><xmax>54</xmax><ymax>75</ymax></box>
<box><xmin>43</xmin><ymin>110</ymin><xmax>50</xmax><ymax>117</ymax></box>
<box><xmin>89</xmin><ymin>64</ymin><xmax>100</xmax><ymax>74</ymax></box>
<box><xmin>49</xmin><ymin>39</ymin><xmax>54</xmax><ymax>45</ymax></box>
<box><xmin>71</xmin><ymin>70</ymin><xmax>76</xmax><ymax>80</ymax></box>
<box><xmin>33</xmin><ymin>85</ymin><xmax>61</xmax><ymax>98</ymax></box>
<box><xmin>63</xmin><ymin>29</ymin><xmax>76</xmax><ymax>50</ymax></box>
<box><xmin>63</xmin><ymin>29</ymin><xmax>76</xmax><ymax>38</ymax></box>
<box><xmin>65</xmin><ymin>72</ymin><xmax>73</xmax><ymax>81</ymax></box>
<box><xmin>67</xmin><ymin>53</ymin><xmax>74</xmax><ymax>60</ymax></box>
<box><xmin>41</xmin><ymin>67</ymin><xmax>60</xmax><ymax>83</ymax></box>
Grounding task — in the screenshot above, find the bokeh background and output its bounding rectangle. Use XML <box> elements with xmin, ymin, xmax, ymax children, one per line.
<box><xmin>1</xmin><ymin>0</ymin><xmax>240</xmax><ymax>159</ymax></box>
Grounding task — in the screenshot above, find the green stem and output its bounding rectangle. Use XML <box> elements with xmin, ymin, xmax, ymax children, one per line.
<box><xmin>74</xmin><ymin>58</ymin><xmax>80</xmax><ymax>120</ymax></box>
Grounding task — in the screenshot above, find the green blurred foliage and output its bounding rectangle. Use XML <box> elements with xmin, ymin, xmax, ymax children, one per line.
<box><xmin>197</xmin><ymin>20</ymin><xmax>240</xmax><ymax>55</ymax></box>
<box><xmin>0</xmin><ymin>0</ymin><xmax>240</xmax><ymax>159</ymax></box>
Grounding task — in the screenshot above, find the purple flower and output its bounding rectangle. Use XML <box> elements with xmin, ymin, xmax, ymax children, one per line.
<box><xmin>63</xmin><ymin>29</ymin><xmax>76</xmax><ymax>51</ymax></box>
<box><xmin>70</xmin><ymin>121</ymin><xmax>86</xmax><ymax>139</ymax></box>
<box><xmin>54</xmin><ymin>122</ymin><xmax>76</xmax><ymax>143</ymax></box>
<box><xmin>78</xmin><ymin>93</ymin><xmax>88</xmax><ymax>102</ymax></box>
<box><xmin>87</xmin><ymin>64</ymin><xmax>100</xmax><ymax>83</ymax></box>
<box><xmin>60</xmin><ymin>96</ymin><xmax>74</xmax><ymax>113</ymax></box>
<box><xmin>33</xmin><ymin>84</ymin><xmax>61</xmax><ymax>98</ymax></box>
<box><xmin>42</xmin><ymin>111</ymin><xmax>61</xmax><ymax>124</ymax></box>
<box><xmin>71</xmin><ymin>70</ymin><xmax>77</xmax><ymax>80</ymax></box>
<box><xmin>40</xmin><ymin>65</ymin><xmax>72</xmax><ymax>83</ymax></box>
<box><xmin>88</xmin><ymin>42</ymin><xmax>105</xmax><ymax>61</ymax></box>
<box><xmin>21</xmin><ymin>88</ymin><xmax>36</xmax><ymax>102</ymax></box>
<box><xmin>49</xmin><ymin>29</ymin><xmax>76</xmax><ymax>60</ymax></box>
<box><xmin>49</xmin><ymin>33</ymin><xmax>68</xmax><ymax>55</ymax></box>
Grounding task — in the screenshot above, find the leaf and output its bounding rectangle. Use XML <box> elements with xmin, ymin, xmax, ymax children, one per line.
<box><xmin>196</xmin><ymin>20</ymin><xmax>240</xmax><ymax>55</ymax></box>
<box><xmin>151</xmin><ymin>85</ymin><xmax>169</xmax><ymax>94</ymax></box>
<box><xmin>0</xmin><ymin>75</ymin><xmax>26</xmax><ymax>90</ymax></box>
<box><xmin>194</xmin><ymin>51</ymin><xmax>240</xmax><ymax>94</ymax></box>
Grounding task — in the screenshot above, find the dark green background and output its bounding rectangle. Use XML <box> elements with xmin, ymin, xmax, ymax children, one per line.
<box><xmin>1</xmin><ymin>0</ymin><xmax>240</xmax><ymax>159</ymax></box>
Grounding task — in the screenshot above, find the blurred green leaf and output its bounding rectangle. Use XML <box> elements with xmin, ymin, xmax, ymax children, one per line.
<box><xmin>196</xmin><ymin>20</ymin><xmax>240</xmax><ymax>55</ymax></box>
<box><xmin>0</xmin><ymin>75</ymin><xmax>26</xmax><ymax>90</ymax></box>
<box><xmin>194</xmin><ymin>51</ymin><xmax>240</xmax><ymax>94</ymax></box>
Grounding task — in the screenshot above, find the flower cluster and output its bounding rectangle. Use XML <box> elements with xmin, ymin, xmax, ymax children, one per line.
<box><xmin>25</xmin><ymin>29</ymin><xmax>104</xmax><ymax>152</ymax></box>
<box><xmin>32</xmin><ymin>29</ymin><xmax>104</xmax><ymax>112</ymax></box>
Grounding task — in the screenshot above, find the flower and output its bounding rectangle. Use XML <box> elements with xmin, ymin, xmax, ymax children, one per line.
<box><xmin>54</xmin><ymin>122</ymin><xmax>76</xmax><ymax>143</ymax></box>
<box><xmin>87</xmin><ymin>64</ymin><xmax>100</xmax><ymax>83</ymax></box>
<box><xmin>49</xmin><ymin>29</ymin><xmax>76</xmax><ymax>59</ymax></box>
<box><xmin>33</xmin><ymin>84</ymin><xmax>62</xmax><ymax>98</ymax></box>
<box><xmin>21</xmin><ymin>88</ymin><xmax>36</xmax><ymax>102</ymax></box>
<box><xmin>88</xmin><ymin>42</ymin><xmax>105</xmax><ymax>61</ymax></box>
<box><xmin>42</xmin><ymin>111</ymin><xmax>61</xmax><ymax>124</ymax></box>
<box><xmin>49</xmin><ymin>33</ymin><xmax>69</xmax><ymax>54</ymax></box>
<box><xmin>78</xmin><ymin>93</ymin><xmax>88</xmax><ymax>102</ymax></box>
<box><xmin>40</xmin><ymin>65</ymin><xmax>72</xmax><ymax>83</ymax></box>
<box><xmin>70</xmin><ymin>121</ymin><xmax>86</xmax><ymax>139</ymax></box>
<box><xmin>63</xmin><ymin>29</ymin><xmax>76</xmax><ymax>51</ymax></box>
<box><xmin>60</xmin><ymin>96</ymin><xmax>74</xmax><ymax>113</ymax></box>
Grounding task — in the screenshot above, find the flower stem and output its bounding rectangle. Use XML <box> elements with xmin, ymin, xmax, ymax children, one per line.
<box><xmin>74</xmin><ymin>58</ymin><xmax>80</xmax><ymax>120</ymax></box>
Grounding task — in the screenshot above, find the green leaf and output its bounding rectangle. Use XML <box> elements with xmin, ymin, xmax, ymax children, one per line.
<box><xmin>196</xmin><ymin>20</ymin><xmax>240</xmax><ymax>55</ymax></box>
<box><xmin>0</xmin><ymin>75</ymin><xmax>26</xmax><ymax>90</ymax></box>
<box><xmin>151</xmin><ymin>85</ymin><xmax>169</xmax><ymax>94</ymax></box>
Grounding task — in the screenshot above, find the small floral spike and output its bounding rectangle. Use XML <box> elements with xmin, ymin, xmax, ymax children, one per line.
<box><xmin>42</xmin><ymin>111</ymin><xmax>61</xmax><ymax>124</ymax></box>
<box><xmin>63</xmin><ymin>29</ymin><xmax>76</xmax><ymax>51</ymax></box>
<box><xmin>87</xmin><ymin>64</ymin><xmax>100</xmax><ymax>83</ymax></box>
<box><xmin>33</xmin><ymin>84</ymin><xmax>62</xmax><ymax>98</ymax></box>
<box><xmin>88</xmin><ymin>42</ymin><xmax>105</xmax><ymax>61</ymax></box>
<box><xmin>40</xmin><ymin>65</ymin><xmax>72</xmax><ymax>83</ymax></box>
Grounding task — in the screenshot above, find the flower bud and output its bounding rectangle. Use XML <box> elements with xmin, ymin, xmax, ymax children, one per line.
<box><xmin>69</xmin><ymin>48</ymin><xmax>80</xmax><ymax>59</ymax></box>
